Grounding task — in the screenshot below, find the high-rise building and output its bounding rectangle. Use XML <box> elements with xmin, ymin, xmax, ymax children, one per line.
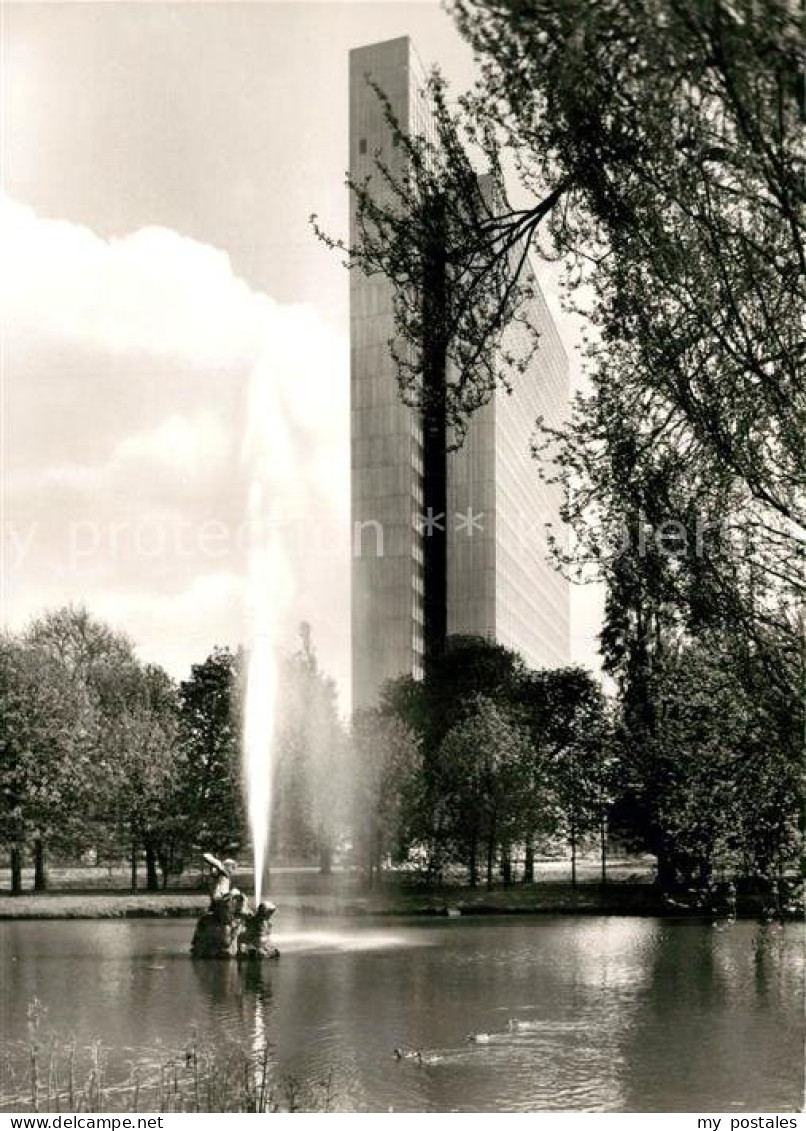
<box><xmin>350</xmin><ymin>36</ymin><xmax>569</xmax><ymax>710</ymax></box>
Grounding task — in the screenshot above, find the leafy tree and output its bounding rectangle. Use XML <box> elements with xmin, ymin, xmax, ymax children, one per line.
<box><xmin>17</xmin><ymin>607</ymin><xmax>140</xmax><ymax>890</ymax></box>
<box><xmin>350</xmin><ymin>709</ymin><xmax>420</xmax><ymax>887</ymax></box>
<box><xmin>539</xmin><ymin>358</ymin><xmax>801</xmax><ymax>721</ymax></box>
<box><xmin>381</xmin><ymin>639</ymin><xmax>615</xmax><ymax>884</ymax></box>
<box><xmin>0</xmin><ymin>633</ymin><xmax>97</xmax><ymax>892</ymax></box>
<box><xmin>178</xmin><ymin>647</ymin><xmax>246</xmax><ymax>861</ymax></box>
<box><xmin>382</xmin><ymin>634</ymin><xmax>526</xmax><ymax>747</ymax></box>
<box><xmin>514</xmin><ymin>668</ymin><xmax>614</xmax><ymax>885</ymax></box>
<box><xmin>0</xmin><ymin>607</ymin><xmax>188</xmax><ymax>894</ymax></box>
<box><xmin>105</xmin><ymin>663</ymin><xmax>184</xmax><ymax>892</ymax></box>
<box><xmin>613</xmin><ymin>635</ymin><xmax>802</xmax><ymax>891</ymax></box>
<box><xmin>437</xmin><ymin>696</ymin><xmax>534</xmax><ymax>888</ymax></box>
<box><xmin>0</xmin><ymin>635</ymin><xmax>28</xmax><ymax>892</ymax></box>
<box><xmin>25</xmin><ymin>605</ymin><xmax>135</xmax><ymax>683</ymax></box>
<box><xmin>380</xmin><ymin>636</ymin><xmax>528</xmax><ymax>876</ymax></box>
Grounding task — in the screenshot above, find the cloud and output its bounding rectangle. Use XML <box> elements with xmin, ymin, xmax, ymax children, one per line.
<box><xmin>8</xmin><ymin>411</ymin><xmax>231</xmax><ymax>494</ymax></box>
<box><xmin>92</xmin><ymin>571</ymin><xmax>247</xmax><ymax>679</ymax></box>
<box><xmin>1</xmin><ymin>196</ymin><xmax>265</xmax><ymax>365</ymax></box>
<box><xmin>1</xmin><ymin>193</ymin><xmax>351</xmax><ymax>700</ymax></box>
<box><xmin>113</xmin><ymin>412</ymin><xmax>230</xmax><ymax>477</ymax></box>
<box><xmin>0</xmin><ymin>190</ymin><xmax>600</xmax><ymax>698</ymax></box>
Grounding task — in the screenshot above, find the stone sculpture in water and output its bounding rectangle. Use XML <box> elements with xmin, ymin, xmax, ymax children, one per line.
<box><xmin>190</xmin><ymin>853</ymin><xmax>279</xmax><ymax>960</ymax></box>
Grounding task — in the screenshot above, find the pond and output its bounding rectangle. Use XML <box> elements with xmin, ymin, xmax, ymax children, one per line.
<box><xmin>1</xmin><ymin>915</ymin><xmax>803</xmax><ymax>1112</ymax></box>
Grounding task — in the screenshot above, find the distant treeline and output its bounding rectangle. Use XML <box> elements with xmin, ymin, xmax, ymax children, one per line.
<box><xmin>0</xmin><ymin>608</ymin><xmax>801</xmax><ymax>896</ymax></box>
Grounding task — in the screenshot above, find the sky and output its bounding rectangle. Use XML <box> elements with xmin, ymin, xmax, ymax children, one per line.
<box><xmin>1</xmin><ymin>0</ymin><xmax>603</xmax><ymax>708</ymax></box>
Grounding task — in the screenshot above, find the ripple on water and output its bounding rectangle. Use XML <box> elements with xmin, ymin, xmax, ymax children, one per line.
<box><xmin>0</xmin><ymin>916</ymin><xmax>802</xmax><ymax>1113</ymax></box>
<box><xmin>271</xmin><ymin>928</ymin><xmax>430</xmax><ymax>954</ymax></box>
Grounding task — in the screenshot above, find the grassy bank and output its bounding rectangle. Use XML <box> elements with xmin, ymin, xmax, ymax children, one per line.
<box><xmin>1</xmin><ymin>859</ymin><xmax>796</xmax><ymax>920</ymax></box>
<box><xmin>0</xmin><ymin>859</ymin><xmax>657</xmax><ymax>918</ymax></box>
<box><xmin>1</xmin><ymin>885</ymin><xmax>661</xmax><ymax>921</ymax></box>
<box><xmin>0</xmin><ymin>877</ymin><xmax>787</xmax><ymax>921</ymax></box>
<box><xmin>0</xmin><ymin>886</ymin><xmax>676</xmax><ymax>920</ymax></box>
<box><xmin>0</xmin><ymin>891</ymin><xmax>207</xmax><ymax>919</ymax></box>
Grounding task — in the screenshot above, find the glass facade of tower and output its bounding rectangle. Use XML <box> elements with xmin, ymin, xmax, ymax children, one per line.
<box><xmin>350</xmin><ymin>37</ymin><xmax>569</xmax><ymax>710</ymax></box>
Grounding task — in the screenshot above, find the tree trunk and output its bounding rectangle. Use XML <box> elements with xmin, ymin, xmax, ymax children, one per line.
<box><xmin>523</xmin><ymin>841</ymin><xmax>535</xmax><ymax>885</ymax></box>
<box><xmin>145</xmin><ymin>844</ymin><xmax>159</xmax><ymax>892</ymax></box>
<box><xmin>655</xmin><ymin>849</ymin><xmax>677</xmax><ymax>893</ymax></box>
<box><xmin>130</xmin><ymin>842</ymin><xmax>138</xmax><ymax>893</ymax></box>
<box><xmin>33</xmin><ymin>838</ymin><xmax>47</xmax><ymax>892</ymax></box>
<box><xmin>469</xmin><ymin>836</ymin><xmax>478</xmax><ymax>889</ymax></box>
<box><xmin>374</xmin><ymin>825</ymin><xmax>385</xmax><ymax>887</ymax></box>
<box><xmin>158</xmin><ymin>850</ymin><xmax>170</xmax><ymax>890</ymax></box>
<box><xmin>500</xmin><ymin>843</ymin><xmax>512</xmax><ymax>887</ymax></box>
<box><xmin>600</xmin><ymin>817</ymin><xmax>607</xmax><ymax>886</ymax></box>
<box><xmin>10</xmin><ymin>846</ymin><xmax>23</xmax><ymax>895</ymax></box>
<box><xmin>570</xmin><ymin>821</ymin><xmax>577</xmax><ymax>889</ymax></box>
<box><xmin>486</xmin><ymin>826</ymin><xmax>496</xmax><ymax>891</ymax></box>
<box><xmin>319</xmin><ymin>843</ymin><xmax>333</xmax><ymax>876</ymax></box>
<box><xmin>698</xmin><ymin>857</ymin><xmax>712</xmax><ymax>890</ymax></box>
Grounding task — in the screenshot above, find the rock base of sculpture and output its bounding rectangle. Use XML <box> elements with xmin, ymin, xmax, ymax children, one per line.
<box><xmin>191</xmin><ymin>854</ymin><xmax>279</xmax><ymax>961</ymax></box>
<box><xmin>236</xmin><ymin>902</ymin><xmax>280</xmax><ymax>959</ymax></box>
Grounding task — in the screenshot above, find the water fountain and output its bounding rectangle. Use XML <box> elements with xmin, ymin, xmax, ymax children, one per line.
<box><xmin>192</xmin><ymin>354</ymin><xmax>292</xmax><ymax>960</ymax></box>
<box><xmin>190</xmin><ymin>853</ymin><xmax>279</xmax><ymax>960</ymax></box>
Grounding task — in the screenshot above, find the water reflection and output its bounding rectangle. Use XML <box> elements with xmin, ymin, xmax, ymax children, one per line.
<box><xmin>191</xmin><ymin>957</ymin><xmax>274</xmax><ymax>1017</ymax></box>
<box><xmin>1</xmin><ymin>916</ymin><xmax>802</xmax><ymax>1112</ymax></box>
<box><xmin>618</xmin><ymin>921</ymin><xmax>804</xmax><ymax>1112</ymax></box>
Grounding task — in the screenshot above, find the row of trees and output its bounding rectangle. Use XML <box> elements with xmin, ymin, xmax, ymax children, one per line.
<box><xmin>369</xmin><ymin>638</ymin><xmax>613</xmax><ymax>888</ymax></box>
<box><xmin>1</xmin><ymin>608</ymin><xmax>607</xmax><ymax>894</ymax></box>
<box><xmin>353</xmin><ymin>635</ymin><xmax>801</xmax><ymax>892</ymax></box>
<box><xmin>0</xmin><ymin>606</ymin><xmax>800</xmax><ymax>894</ymax></box>
<box><xmin>0</xmin><ymin>607</ymin><xmax>244</xmax><ymax>893</ymax></box>
<box><xmin>0</xmin><ymin>607</ymin><xmax>348</xmax><ymax>894</ymax></box>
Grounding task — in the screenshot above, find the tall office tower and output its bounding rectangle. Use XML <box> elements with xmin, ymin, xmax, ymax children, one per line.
<box><xmin>350</xmin><ymin>37</ymin><xmax>570</xmax><ymax>710</ymax></box>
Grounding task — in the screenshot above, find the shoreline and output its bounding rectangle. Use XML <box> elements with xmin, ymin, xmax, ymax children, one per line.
<box><xmin>0</xmin><ymin>884</ymin><xmax>792</xmax><ymax>922</ymax></box>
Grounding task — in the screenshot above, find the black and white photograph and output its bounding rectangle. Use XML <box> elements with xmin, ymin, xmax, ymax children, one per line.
<box><xmin>0</xmin><ymin>0</ymin><xmax>803</xmax><ymax>1117</ymax></box>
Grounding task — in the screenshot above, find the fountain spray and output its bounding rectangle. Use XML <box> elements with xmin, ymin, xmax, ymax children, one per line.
<box><xmin>243</xmin><ymin>355</ymin><xmax>293</xmax><ymax>907</ymax></box>
<box><xmin>243</xmin><ymin>502</ymin><xmax>278</xmax><ymax>907</ymax></box>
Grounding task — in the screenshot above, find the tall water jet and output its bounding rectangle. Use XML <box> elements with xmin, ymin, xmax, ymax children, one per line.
<box><xmin>243</xmin><ymin>501</ymin><xmax>278</xmax><ymax>907</ymax></box>
<box><xmin>243</xmin><ymin>354</ymin><xmax>293</xmax><ymax>906</ymax></box>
